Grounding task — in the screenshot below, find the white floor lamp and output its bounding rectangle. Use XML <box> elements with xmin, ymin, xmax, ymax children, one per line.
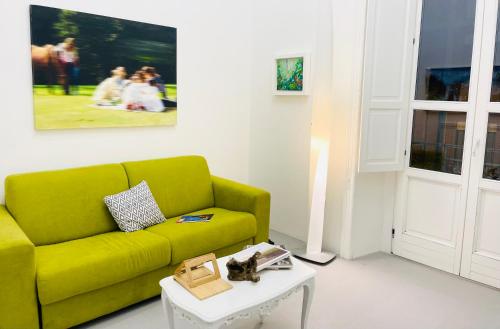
<box><xmin>294</xmin><ymin>138</ymin><xmax>336</xmax><ymax>265</ymax></box>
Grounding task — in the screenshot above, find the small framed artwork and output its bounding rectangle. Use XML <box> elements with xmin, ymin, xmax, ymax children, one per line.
<box><xmin>273</xmin><ymin>53</ymin><xmax>310</xmax><ymax>96</ymax></box>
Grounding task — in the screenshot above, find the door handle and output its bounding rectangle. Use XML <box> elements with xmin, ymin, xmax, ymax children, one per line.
<box><xmin>472</xmin><ymin>139</ymin><xmax>481</xmax><ymax>157</ymax></box>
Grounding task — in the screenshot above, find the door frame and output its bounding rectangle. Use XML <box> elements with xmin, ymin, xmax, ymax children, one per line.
<box><xmin>461</xmin><ymin>0</ymin><xmax>500</xmax><ymax>288</ymax></box>
<box><xmin>392</xmin><ymin>0</ymin><xmax>486</xmax><ymax>274</ymax></box>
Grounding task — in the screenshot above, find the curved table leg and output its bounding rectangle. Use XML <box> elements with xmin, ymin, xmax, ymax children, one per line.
<box><xmin>161</xmin><ymin>289</ymin><xmax>175</xmax><ymax>329</ymax></box>
<box><xmin>301</xmin><ymin>278</ymin><xmax>315</xmax><ymax>329</ymax></box>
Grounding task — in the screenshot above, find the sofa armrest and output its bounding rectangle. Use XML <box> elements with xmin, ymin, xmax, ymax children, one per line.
<box><xmin>212</xmin><ymin>176</ymin><xmax>271</xmax><ymax>244</ymax></box>
<box><xmin>0</xmin><ymin>205</ymin><xmax>39</xmax><ymax>329</ymax></box>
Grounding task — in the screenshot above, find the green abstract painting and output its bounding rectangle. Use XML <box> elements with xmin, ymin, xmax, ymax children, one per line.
<box><xmin>276</xmin><ymin>57</ymin><xmax>304</xmax><ymax>91</ymax></box>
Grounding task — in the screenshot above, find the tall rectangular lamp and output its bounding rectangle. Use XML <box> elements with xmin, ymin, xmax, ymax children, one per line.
<box><xmin>294</xmin><ymin>138</ymin><xmax>336</xmax><ymax>265</ymax></box>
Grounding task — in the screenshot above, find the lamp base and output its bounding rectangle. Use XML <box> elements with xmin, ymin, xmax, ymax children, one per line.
<box><xmin>293</xmin><ymin>250</ymin><xmax>336</xmax><ymax>265</ymax></box>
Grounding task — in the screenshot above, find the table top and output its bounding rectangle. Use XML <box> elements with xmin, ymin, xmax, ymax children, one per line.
<box><xmin>159</xmin><ymin>246</ymin><xmax>316</xmax><ymax>323</ymax></box>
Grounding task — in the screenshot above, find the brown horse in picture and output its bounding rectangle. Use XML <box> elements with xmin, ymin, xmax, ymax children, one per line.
<box><xmin>31</xmin><ymin>44</ymin><xmax>64</xmax><ymax>93</ymax></box>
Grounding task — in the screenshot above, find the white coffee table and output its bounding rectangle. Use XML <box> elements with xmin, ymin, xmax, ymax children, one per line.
<box><xmin>159</xmin><ymin>246</ymin><xmax>316</xmax><ymax>329</ymax></box>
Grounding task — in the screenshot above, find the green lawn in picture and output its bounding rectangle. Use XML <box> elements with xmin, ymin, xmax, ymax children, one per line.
<box><xmin>33</xmin><ymin>85</ymin><xmax>177</xmax><ymax>129</ymax></box>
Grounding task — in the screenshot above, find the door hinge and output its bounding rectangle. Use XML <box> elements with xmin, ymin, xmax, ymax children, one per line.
<box><xmin>404</xmin><ymin>149</ymin><xmax>407</xmax><ymax>156</ymax></box>
<box><xmin>412</xmin><ymin>37</ymin><xmax>416</xmax><ymax>45</ymax></box>
<box><xmin>392</xmin><ymin>228</ymin><xmax>395</xmax><ymax>238</ymax></box>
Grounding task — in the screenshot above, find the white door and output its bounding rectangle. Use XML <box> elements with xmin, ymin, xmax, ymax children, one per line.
<box><xmin>393</xmin><ymin>0</ymin><xmax>485</xmax><ymax>274</ymax></box>
<box><xmin>360</xmin><ymin>0</ymin><xmax>500</xmax><ymax>285</ymax></box>
<box><xmin>461</xmin><ymin>0</ymin><xmax>500</xmax><ymax>288</ymax></box>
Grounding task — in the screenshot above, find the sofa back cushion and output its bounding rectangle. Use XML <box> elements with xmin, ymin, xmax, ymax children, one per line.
<box><xmin>122</xmin><ymin>156</ymin><xmax>214</xmax><ymax>218</ymax></box>
<box><xmin>5</xmin><ymin>164</ymin><xmax>129</xmax><ymax>246</ymax></box>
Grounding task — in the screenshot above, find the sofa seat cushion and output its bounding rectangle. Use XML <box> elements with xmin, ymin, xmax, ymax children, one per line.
<box><xmin>36</xmin><ymin>231</ymin><xmax>171</xmax><ymax>305</ymax></box>
<box><xmin>146</xmin><ymin>207</ymin><xmax>257</xmax><ymax>265</ymax></box>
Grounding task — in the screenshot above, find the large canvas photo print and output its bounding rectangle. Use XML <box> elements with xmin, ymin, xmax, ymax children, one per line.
<box><xmin>30</xmin><ymin>5</ymin><xmax>177</xmax><ymax>129</ymax></box>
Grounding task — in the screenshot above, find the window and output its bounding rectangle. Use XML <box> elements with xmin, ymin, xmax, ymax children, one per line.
<box><xmin>491</xmin><ymin>4</ymin><xmax>500</xmax><ymax>101</ymax></box>
<box><xmin>415</xmin><ymin>0</ymin><xmax>476</xmax><ymax>101</ymax></box>
<box><xmin>483</xmin><ymin>114</ymin><xmax>500</xmax><ymax>180</ymax></box>
<box><xmin>410</xmin><ymin>110</ymin><xmax>466</xmax><ymax>174</ymax></box>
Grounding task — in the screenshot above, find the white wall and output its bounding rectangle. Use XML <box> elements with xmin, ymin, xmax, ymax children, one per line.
<box><xmin>325</xmin><ymin>0</ymin><xmax>368</xmax><ymax>257</ymax></box>
<box><xmin>249</xmin><ymin>0</ymin><xmax>332</xmax><ymax>242</ymax></box>
<box><xmin>248</xmin><ymin>0</ymin><xmax>313</xmax><ymax>241</ymax></box>
<box><xmin>0</xmin><ymin>0</ymin><xmax>395</xmax><ymax>258</ymax></box>
<box><xmin>249</xmin><ymin>0</ymin><xmax>392</xmax><ymax>258</ymax></box>
<box><xmin>333</xmin><ymin>0</ymin><xmax>401</xmax><ymax>259</ymax></box>
<box><xmin>0</xmin><ymin>0</ymin><xmax>252</xmax><ymax>202</ymax></box>
<box><xmin>349</xmin><ymin>173</ymin><xmax>396</xmax><ymax>258</ymax></box>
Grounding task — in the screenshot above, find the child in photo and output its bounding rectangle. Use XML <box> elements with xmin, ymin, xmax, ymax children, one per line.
<box><xmin>142</xmin><ymin>66</ymin><xmax>167</xmax><ymax>98</ymax></box>
<box><xmin>122</xmin><ymin>70</ymin><xmax>165</xmax><ymax>112</ymax></box>
<box><xmin>92</xmin><ymin>66</ymin><xmax>128</xmax><ymax>106</ymax></box>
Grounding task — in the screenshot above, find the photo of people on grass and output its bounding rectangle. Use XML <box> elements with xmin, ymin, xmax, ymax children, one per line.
<box><xmin>30</xmin><ymin>5</ymin><xmax>177</xmax><ymax>129</ymax></box>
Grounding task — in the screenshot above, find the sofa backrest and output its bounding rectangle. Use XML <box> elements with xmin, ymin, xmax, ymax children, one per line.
<box><xmin>122</xmin><ymin>156</ymin><xmax>214</xmax><ymax>218</ymax></box>
<box><xmin>5</xmin><ymin>164</ymin><xmax>128</xmax><ymax>246</ymax></box>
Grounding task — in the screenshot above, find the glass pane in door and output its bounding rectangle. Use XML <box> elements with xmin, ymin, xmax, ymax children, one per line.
<box><xmin>410</xmin><ymin>110</ymin><xmax>467</xmax><ymax>174</ymax></box>
<box><xmin>415</xmin><ymin>0</ymin><xmax>476</xmax><ymax>101</ymax></box>
<box><xmin>483</xmin><ymin>113</ymin><xmax>500</xmax><ymax>179</ymax></box>
<box><xmin>491</xmin><ymin>3</ymin><xmax>500</xmax><ymax>101</ymax></box>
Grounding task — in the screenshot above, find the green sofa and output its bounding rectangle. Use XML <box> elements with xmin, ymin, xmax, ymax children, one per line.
<box><xmin>0</xmin><ymin>156</ymin><xmax>270</xmax><ymax>329</ymax></box>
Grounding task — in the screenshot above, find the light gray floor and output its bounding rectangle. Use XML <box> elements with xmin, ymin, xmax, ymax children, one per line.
<box><xmin>78</xmin><ymin>231</ymin><xmax>500</xmax><ymax>329</ymax></box>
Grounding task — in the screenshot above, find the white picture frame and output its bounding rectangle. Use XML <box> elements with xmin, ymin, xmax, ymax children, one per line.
<box><xmin>273</xmin><ymin>52</ymin><xmax>311</xmax><ymax>96</ymax></box>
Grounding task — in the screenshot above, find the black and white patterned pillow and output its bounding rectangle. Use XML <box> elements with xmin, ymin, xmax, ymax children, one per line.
<box><xmin>104</xmin><ymin>181</ymin><xmax>166</xmax><ymax>232</ymax></box>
